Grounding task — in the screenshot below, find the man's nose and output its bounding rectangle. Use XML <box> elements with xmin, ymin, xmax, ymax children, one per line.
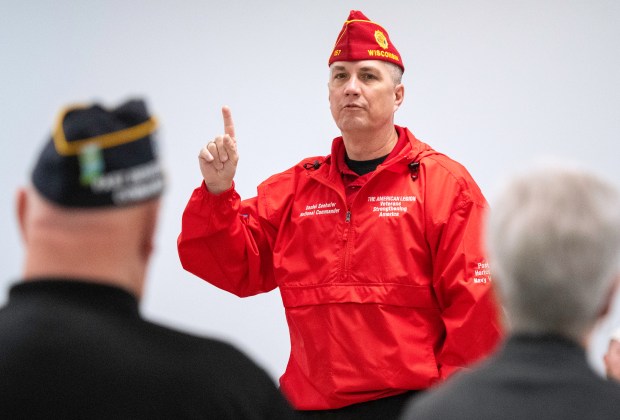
<box><xmin>344</xmin><ymin>76</ymin><xmax>361</xmax><ymax>96</ymax></box>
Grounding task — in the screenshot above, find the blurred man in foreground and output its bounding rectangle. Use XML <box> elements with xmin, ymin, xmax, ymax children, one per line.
<box><xmin>0</xmin><ymin>99</ymin><xmax>296</xmax><ymax>419</ymax></box>
<box><xmin>401</xmin><ymin>163</ymin><xmax>620</xmax><ymax>419</ymax></box>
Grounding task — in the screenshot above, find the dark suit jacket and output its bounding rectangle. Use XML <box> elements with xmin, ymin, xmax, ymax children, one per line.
<box><xmin>0</xmin><ymin>279</ymin><xmax>297</xmax><ymax>419</ymax></box>
<box><xmin>401</xmin><ymin>333</ymin><xmax>620</xmax><ymax>420</ymax></box>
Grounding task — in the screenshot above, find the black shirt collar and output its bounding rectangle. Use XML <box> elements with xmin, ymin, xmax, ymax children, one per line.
<box><xmin>8</xmin><ymin>279</ymin><xmax>141</xmax><ymax>318</ymax></box>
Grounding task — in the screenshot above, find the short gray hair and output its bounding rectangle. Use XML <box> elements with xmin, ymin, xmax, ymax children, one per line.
<box><xmin>487</xmin><ymin>163</ymin><xmax>620</xmax><ymax>341</ymax></box>
<box><xmin>384</xmin><ymin>62</ymin><xmax>403</xmax><ymax>86</ymax></box>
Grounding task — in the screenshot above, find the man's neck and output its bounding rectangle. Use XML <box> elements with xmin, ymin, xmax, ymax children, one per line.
<box><xmin>22</xmin><ymin>232</ymin><xmax>145</xmax><ymax>298</ymax></box>
<box><xmin>341</xmin><ymin>125</ymin><xmax>399</xmax><ymax>161</ymax></box>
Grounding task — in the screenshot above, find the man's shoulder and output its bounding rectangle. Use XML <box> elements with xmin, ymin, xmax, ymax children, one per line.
<box><xmin>143</xmin><ymin>323</ymin><xmax>287</xmax><ymax>408</ymax></box>
<box><xmin>403</xmin><ymin>346</ymin><xmax>620</xmax><ymax>420</ymax></box>
<box><xmin>142</xmin><ymin>319</ymin><xmax>256</xmax><ymax>363</ymax></box>
<box><xmin>401</xmin><ymin>127</ymin><xmax>478</xmax><ymax>183</ymax></box>
<box><xmin>418</xmin><ymin>150</ymin><xmax>475</xmax><ymax>182</ymax></box>
<box><xmin>415</xmin><ymin>151</ymin><xmax>486</xmax><ymax>207</ymax></box>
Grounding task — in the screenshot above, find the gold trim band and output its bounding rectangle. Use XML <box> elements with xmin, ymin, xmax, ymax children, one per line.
<box><xmin>52</xmin><ymin>105</ymin><xmax>158</xmax><ymax>156</ymax></box>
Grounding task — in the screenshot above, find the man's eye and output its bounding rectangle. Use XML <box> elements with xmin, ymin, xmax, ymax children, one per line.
<box><xmin>361</xmin><ymin>74</ymin><xmax>377</xmax><ymax>80</ymax></box>
<box><xmin>334</xmin><ymin>73</ymin><xmax>347</xmax><ymax>79</ymax></box>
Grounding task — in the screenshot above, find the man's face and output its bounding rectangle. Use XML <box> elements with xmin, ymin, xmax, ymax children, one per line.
<box><xmin>328</xmin><ymin>60</ymin><xmax>404</xmax><ymax>134</ymax></box>
<box><xmin>604</xmin><ymin>339</ymin><xmax>620</xmax><ymax>381</ymax></box>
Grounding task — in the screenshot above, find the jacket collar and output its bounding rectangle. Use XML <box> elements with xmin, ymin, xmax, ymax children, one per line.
<box><xmin>328</xmin><ymin>125</ymin><xmax>433</xmax><ymax>176</ymax></box>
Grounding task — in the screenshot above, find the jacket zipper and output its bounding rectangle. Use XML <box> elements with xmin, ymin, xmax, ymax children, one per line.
<box><xmin>339</xmin><ymin>209</ymin><xmax>352</xmax><ymax>280</ymax></box>
<box><xmin>306</xmin><ymin>154</ymin><xmax>415</xmax><ymax>283</ymax></box>
<box><xmin>337</xmin><ymin>157</ymin><xmax>412</xmax><ymax>280</ymax></box>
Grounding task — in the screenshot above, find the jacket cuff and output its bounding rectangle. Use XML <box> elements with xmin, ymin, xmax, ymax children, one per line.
<box><xmin>200</xmin><ymin>180</ymin><xmax>236</xmax><ymax>198</ymax></box>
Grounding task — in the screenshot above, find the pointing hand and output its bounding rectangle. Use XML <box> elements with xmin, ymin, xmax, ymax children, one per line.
<box><xmin>198</xmin><ymin>106</ymin><xmax>239</xmax><ymax>194</ymax></box>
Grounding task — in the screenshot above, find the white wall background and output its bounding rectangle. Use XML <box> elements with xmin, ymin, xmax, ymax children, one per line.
<box><xmin>1</xmin><ymin>0</ymin><xmax>619</xmax><ymax>380</ymax></box>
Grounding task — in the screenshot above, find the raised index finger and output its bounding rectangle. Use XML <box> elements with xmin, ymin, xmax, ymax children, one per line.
<box><xmin>222</xmin><ymin>106</ymin><xmax>235</xmax><ymax>139</ymax></box>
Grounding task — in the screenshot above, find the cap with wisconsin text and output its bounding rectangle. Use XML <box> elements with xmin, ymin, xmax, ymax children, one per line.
<box><xmin>32</xmin><ymin>99</ymin><xmax>165</xmax><ymax>208</ymax></box>
<box><xmin>329</xmin><ymin>10</ymin><xmax>404</xmax><ymax>72</ymax></box>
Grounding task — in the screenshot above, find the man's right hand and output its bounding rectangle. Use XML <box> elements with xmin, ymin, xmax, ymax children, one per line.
<box><xmin>198</xmin><ymin>106</ymin><xmax>239</xmax><ymax>194</ymax></box>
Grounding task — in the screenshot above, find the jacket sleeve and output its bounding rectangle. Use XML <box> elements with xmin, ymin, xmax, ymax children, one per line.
<box><xmin>177</xmin><ymin>182</ymin><xmax>279</xmax><ymax>297</ymax></box>
<box><xmin>425</xmin><ymin>164</ymin><xmax>503</xmax><ymax>379</ymax></box>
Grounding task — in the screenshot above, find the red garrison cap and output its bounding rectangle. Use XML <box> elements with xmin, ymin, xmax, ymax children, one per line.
<box><xmin>328</xmin><ymin>10</ymin><xmax>404</xmax><ymax>72</ymax></box>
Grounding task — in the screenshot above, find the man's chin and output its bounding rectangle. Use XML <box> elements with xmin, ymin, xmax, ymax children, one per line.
<box><xmin>336</xmin><ymin>118</ymin><xmax>368</xmax><ymax>133</ymax></box>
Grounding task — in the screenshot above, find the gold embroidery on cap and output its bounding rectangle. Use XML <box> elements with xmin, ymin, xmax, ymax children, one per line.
<box><xmin>374</xmin><ymin>30</ymin><xmax>388</xmax><ymax>49</ymax></box>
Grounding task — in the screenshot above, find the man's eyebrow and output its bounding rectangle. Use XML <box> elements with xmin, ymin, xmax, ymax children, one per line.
<box><xmin>359</xmin><ymin>66</ymin><xmax>380</xmax><ymax>73</ymax></box>
<box><xmin>331</xmin><ymin>65</ymin><xmax>347</xmax><ymax>72</ymax></box>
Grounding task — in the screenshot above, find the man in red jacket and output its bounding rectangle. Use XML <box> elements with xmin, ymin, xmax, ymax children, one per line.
<box><xmin>178</xmin><ymin>10</ymin><xmax>502</xmax><ymax>419</ymax></box>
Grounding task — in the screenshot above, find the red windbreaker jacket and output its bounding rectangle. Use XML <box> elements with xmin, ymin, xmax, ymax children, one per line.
<box><xmin>178</xmin><ymin>126</ymin><xmax>502</xmax><ymax>410</ymax></box>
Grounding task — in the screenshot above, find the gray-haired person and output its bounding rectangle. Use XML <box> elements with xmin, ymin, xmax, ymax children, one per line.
<box><xmin>402</xmin><ymin>162</ymin><xmax>620</xmax><ymax>420</ymax></box>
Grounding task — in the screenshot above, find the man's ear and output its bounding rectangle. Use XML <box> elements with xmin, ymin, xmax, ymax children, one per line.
<box><xmin>394</xmin><ymin>84</ymin><xmax>405</xmax><ymax>110</ymax></box>
<box><xmin>140</xmin><ymin>200</ymin><xmax>161</xmax><ymax>262</ymax></box>
<box><xmin>16</xmin><ymin>188</ymin><xmax>29</xmax><ymax>244</ymax></box>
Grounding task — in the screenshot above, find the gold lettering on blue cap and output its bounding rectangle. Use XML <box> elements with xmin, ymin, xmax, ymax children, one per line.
<box><xmin>78</xmin><ymin>143</ymin><xmax>104</xmax><ymax>186</ymax></box>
